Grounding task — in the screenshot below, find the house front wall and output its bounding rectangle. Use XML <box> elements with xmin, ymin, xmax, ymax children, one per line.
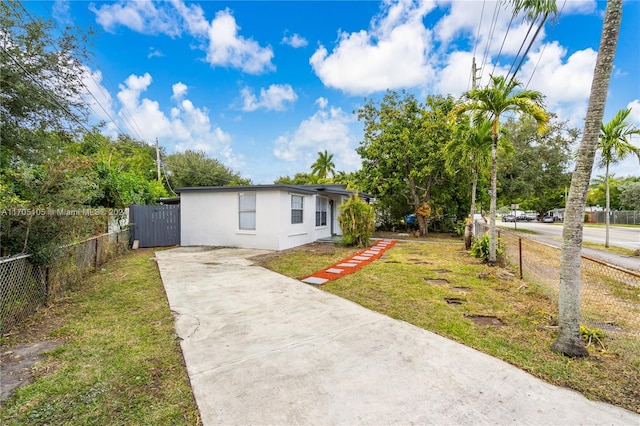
<box><xmin>181</xmin><ymin>190</ymin><xmax>352</xmax><ymax>251</ymax></box>
<box><xmin>181</xmin><ymin>190</ymin><xmax>282</xmax><ymax>250</ymax></box>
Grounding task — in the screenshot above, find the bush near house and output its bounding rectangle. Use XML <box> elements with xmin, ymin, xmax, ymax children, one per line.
<box><xmin>338</xmin><ymin>195</ymin><xmax>375</xmax><ymax>248</ymax></box>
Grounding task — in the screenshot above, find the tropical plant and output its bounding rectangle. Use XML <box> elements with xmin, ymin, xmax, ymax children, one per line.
<box><xmin>445</xmin><ymin>118</ymin><xmax>494</xmax><ymax>247</ymax></box>
<box><xmin>310</xmin><ymin>150</ymin><xmax>336</xmax><ymax>179</ymax></box>
<box><xmin>164</xmin><ymin>150</ymin><xmax>250</xmax><ymax>188</ymax></box>
<box><xmin>450</xmin><ymin>75</ymin><xmax>548</xmax><ymax>265</ymax></box>
<box><xmin>470</xmin><ymin>234</ymin><xmax>504</xmax><ymax>264</ymax></box>
<box><xmin>552</xmin><ymin>0</ymin><xmax>623</xmax><ymax>357</ymax></box>
<box><xmin>597</xmin><ymin>108</ymin><xmax>640</xmax><ymax>246</ymax></box>
<box><xmin>338</xmin><ymin>194</ymin><xmax>375</xmax><ymax>248</ymax></box>
<box><xmin>358</xmin><ymin>92</ymin><xmax>457</xmax><ymax>236</ymax></box>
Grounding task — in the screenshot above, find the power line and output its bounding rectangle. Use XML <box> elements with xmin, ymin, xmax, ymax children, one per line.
<box><xmin>491</xmin><ymin>11</ymin><xmax>516</xmax><ymax>76</ymax></box>
<box><xmin>14</xmin><ymin>0</ymin><xmax>148</xmax><ymax>144</ymax></box>
<box><xmin>478</xmin><ymin>0</ymin><xmax>502</xmax><ymax>83</ymax></box>
<box><xmin>469</xmin><ymin>0</ymin><xmax>487</xmax><ymax>91</ymax></box>
<box><xmin>525</xmin><ymin>0</ymin><xmax>568</xmax><ymax>90</ymax></box>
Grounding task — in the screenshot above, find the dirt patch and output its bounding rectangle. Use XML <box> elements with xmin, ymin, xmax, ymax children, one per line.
<box><xmin>432</xmin><ymin>269</ymin><xmax>452</xmax><ymax>273</ymax></box>
<box><xmin>1</xmin><ymin>303</ymin><xmax>66</xmax><ymax>403</ymax></box>
<box><xmin>465</xmin><ymin>314</ymin><xmax>505</xmax><ymax>326</ymax></box>
<box><xmin>424</xmin><ymin>278</ymin><xmax>449</xmax><ymax>285</ymax></box>
<box><xmin>251</xmin><ymin>242</ymin><xmax>340</xmax><ymax>266</ymax></box>
<box><xmin>450</xmin><ymin>286</ymin><xmax>471</xmax><ymax>292</ymax></box>
<box><xmin>1</xmin><ymin>340</ymin><xmax>62</xmax><ymax>402</ymax></box>
<box><xmin>444</xmin><ymin>297</ymin><xmax>466</xmax><ymax>305</ymax></box>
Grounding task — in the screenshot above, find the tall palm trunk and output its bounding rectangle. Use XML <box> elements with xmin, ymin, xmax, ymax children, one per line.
<box><xmin>464</xmin><ymin>166</ymin><xmax>479</xmax><ymax>250</ymax></box>
<box><xmin>551</xmin><ymin>0</ymin><xmax>622</xmax><ymax>357</ymax></box>
<box><xmin>489</xmin><ymin>120</ymin><xmax>499</xmax><ymax>265</ymax></box>
<box><xmin>605</xmin><ymin>162</ymin><xmax>610</xmax><ymax>247</ymax></box>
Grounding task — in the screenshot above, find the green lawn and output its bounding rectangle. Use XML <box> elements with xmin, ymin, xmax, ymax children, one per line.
<box><xmin>261</xmin><ymin>238</ymin><xmax>640</xmax><ymax>414</ymax></box>
<box><xmin>0</xmin><ymin>249</ymin><xmax>202</xmax><ymax>425</ymax></box>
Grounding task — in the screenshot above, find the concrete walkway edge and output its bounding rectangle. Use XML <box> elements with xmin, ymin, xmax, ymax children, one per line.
<box><xmin>156</xmin><ymin>247</ymin><xmax>640</xmax><ymax>425</ymax></box>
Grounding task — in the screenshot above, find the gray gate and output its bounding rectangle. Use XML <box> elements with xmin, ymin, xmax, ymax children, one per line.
<box><xmin>130</xmin><ymin>204</ymin><xmax>180</xmax><ymax>248</ymax></box>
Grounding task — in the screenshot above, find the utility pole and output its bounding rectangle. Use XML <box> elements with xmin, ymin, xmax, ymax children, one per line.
<box><xmin>471</xmin><ymin>57</ymin><xmax>480</xmax><ymax>90</ymax></box>
<box><xmin>156</xmin><ymin>138</ymin><xmax>161</xmax><ymax>182</ymax></box>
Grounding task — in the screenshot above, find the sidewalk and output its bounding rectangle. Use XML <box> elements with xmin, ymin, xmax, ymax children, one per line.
<box><xmin>156</xmin><ymin>246</ymin><xmax>639</xmax><ymax>425</ymax></box>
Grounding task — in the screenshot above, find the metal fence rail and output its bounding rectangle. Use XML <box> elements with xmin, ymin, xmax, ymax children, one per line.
<box><xmin>0</xmin><ymin>230</ymin><xmax>129</xmax><ymax>334</ymax></box>
<box><xmin>496</xmin><ymin>228</ymin><xmax>639</xmax><ymax>361</ymax></box>
<box><xmin>589</xmin><ymin>210</ymin><xmax>639</xmax><ymax>225</ymax></box>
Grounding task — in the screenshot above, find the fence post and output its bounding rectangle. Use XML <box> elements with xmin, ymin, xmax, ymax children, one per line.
<box><xmin>94</xmin><ymin>237</ymin><xmax>99</xmax><ymax>270</ymax></box>
<box><xmin>518</xmin><ymin>238</ymin><xmax>523</xmax><ymax>280</ymax></box>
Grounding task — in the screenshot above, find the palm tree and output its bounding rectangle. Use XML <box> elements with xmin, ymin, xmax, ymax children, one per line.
<box><xmin>445</xmin><ymin>118</ymin><xmax>493</xmax><ymax>248</ymax></box>
<box><xmin>551</xmin><ymin>0</ymin><xmax>623</xmax><ymax>357</ymax></box>
<box><xmin>450</xmin><ymin>75</ymin><xmax>548</xmax><ymax>265</ymax></box>
<box><xmin>311</xmin><ymin>150</ymin><xmax>336</xmax><ymax>180</ymax></box>
<box><xmin>597</xmin><ymin>108</ymin><xmax>640</xmax><ymax>247</ymax></box>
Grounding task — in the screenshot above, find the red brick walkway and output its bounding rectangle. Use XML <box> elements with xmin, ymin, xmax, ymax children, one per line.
<box><xmin>300</xmin><ymin>239</ymin><xmax>397</xmax><ymax>285</ymax></box>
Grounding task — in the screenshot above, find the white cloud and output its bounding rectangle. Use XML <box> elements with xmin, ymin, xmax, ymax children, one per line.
<box><xmin>90</xmin><ymin>0</ymin><xmax>181</xmax><ymax>36</ymax></box>
<box><xmin>240</xmin><ymin>84</ymin><xmax>298</xmax><ymax>112</ymax></box>
<box><xmin>310</xmin><ymin>0</ymin><xmax>437</xmax><ymax>95</ymax></box>
<box><xmin>628</xmin><ymin>100</ymin><xmax>640</xmax><ymax>124</ymax></box>
<box><xmin>282</xmin><ymin>32</ymin><xmax>308</xmax><ymax>48</ymax></box>
<box><xmin>90</xmin><ymin>1</ymin><xmax>275</xmax><ymax>74</ymax></box>
<box><xmin>523</xmin><ymin>42</ymin><xmax>597</xmax><ymax>104</ymax></box>
<box><xmin>172</xmin><ymin>82</ymin><xmax>188</xmax><ymax>100</ymax></box>
<box><xmin>53</xmin><ymin>0</ymin><xmax>73</xmax><ymax>25</ymax></box>
<box><xmin>147</xmin><ymin>47</ymin><xmax>164</xmax><ymax>58</ymax></box>
<box><xmin>316</xmin><ymin>97</ymin><xmax>329</xmax><ymax>109</ymax></box>
<box><xmin>206</xmin><ymin>9</ymin><xmax>275</xmax><ymax>74</ymax></box>
<box><xmin>79</xmin><ymin>66</ymin><xmax>119</xmax><ymax>135</ymax></box>
<box><xmin>561</xmin><ymin>0</ymin><xmax>597</xmax><ymax>15</ymax></box>
<box><xmin>111</xmin><ymin>73</ymin><xmax>240</xmax><ymax>167</ymax></box>
<box><xmin>273</xmin><ymin>102</ymin><xmax>360</xmax><ymax>171</ymax></box>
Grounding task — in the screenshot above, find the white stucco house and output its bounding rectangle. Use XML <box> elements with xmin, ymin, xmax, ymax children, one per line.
<box><xmin>177</xmin><ymin>184</ymin><xmax>372</xmax><ymax>251</ymax></box>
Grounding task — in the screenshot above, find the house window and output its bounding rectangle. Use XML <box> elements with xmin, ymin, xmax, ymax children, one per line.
<box><xmin>239</xmin><ymin>192</ymin><xmax>256</xmax><ymax>230</ymax></box>
<box><xmin>316</xmin><ymin>197</ymin><xmax>327</xmax><ymax>227</ymax></box>
<box><xmin>291</xmin><ymin>195</ymin><xmax>304</xmax><ymax>224</ymax></box>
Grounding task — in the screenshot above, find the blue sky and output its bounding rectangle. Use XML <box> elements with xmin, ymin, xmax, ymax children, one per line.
<box><xmin>26</xmin><ymin>0</ymin><xmax>640</xmax><ymax>184</ymax></box>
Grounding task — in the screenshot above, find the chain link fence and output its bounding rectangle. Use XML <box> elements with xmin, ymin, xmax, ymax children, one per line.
<box><xmin>589</xmin><ymin>210</ymin><xmax>639</xmax><ymax>225</ymax></box>
<box><xmin>0</xmin><ymin>230</ymin><xmax>129</xmax><ymax>334</ymax></box>
<box><xmin>495</xmin><ymin>227</ymin><xmax>639</xmax><ymax>362</ymax></box>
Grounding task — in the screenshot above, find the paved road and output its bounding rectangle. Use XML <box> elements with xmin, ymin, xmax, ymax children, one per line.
<box><xmin>500</xmin><ymin>221</ymin><xmax>639</xmax><ymax>249</ymax></box>
<box><xmin>498</xmin><ymin>221</ymin><xmax>640</xmax><ymax>272</ymax></box>
<box><xmin>156</xmin><ymin>247</ymin><xmax>640</xmax><ymax>425</ymax></box>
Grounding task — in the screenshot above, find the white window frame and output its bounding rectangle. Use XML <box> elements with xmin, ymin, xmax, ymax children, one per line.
<box><xmin>316</xmin><ymin>196</ymin><xmax>328</xmax><ymax>227</ymax></box>
<box><xmin>238</xmin><ymin>192</ymin><xmax>256</xmax><ymax>230</ymax></box>
<box><xmin>291</xmin><ymin>194</ymin><xmax>304</xmax><ymax>224</ymax></box>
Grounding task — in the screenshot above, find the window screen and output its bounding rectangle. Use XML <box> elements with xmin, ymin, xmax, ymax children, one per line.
<box><xmin>239</xmin><ymin>192</ymin><xmax>256</xmax><ymax>230</ymax></box>
<box><xmin>291</xmin><ymin>195</ymin><xmax>304</xmax><ymax>224</ymax></box>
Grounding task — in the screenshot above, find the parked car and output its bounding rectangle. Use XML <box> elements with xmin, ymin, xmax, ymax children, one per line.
<box><xmin>542</xmin><ymin>215</ymin><xmax>554</xmax><ymax>223</ymax></box>
<box><xmin>502</xmin><ymin>214</ymin><xmax>516</xmax><ymax>222</ymax></box>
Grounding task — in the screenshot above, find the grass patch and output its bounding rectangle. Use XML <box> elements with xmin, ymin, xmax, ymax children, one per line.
<box><xmin>0</xmin><ymin>249</ymin><xmax>201</xmax><ymax>425</ymax></box>
<box><xmin>582</xmin><ymin>241</ymin><xmax>639</xmax><ymax>257</ymax></box>
<box><xmin>261</xmin><ymin>238</ymin><xmax>640</xmax><ymax>414</ymax></box>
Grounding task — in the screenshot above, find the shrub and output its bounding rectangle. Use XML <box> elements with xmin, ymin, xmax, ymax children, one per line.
<box><xmin>470</xmin><ymin>233</ymin><xmax>505</xmax><ymax>263</ymax></box>
<box><xmin>338</xmin><ymin>194</ymin><xmax>375</xmax><ymax>248</ymax></box>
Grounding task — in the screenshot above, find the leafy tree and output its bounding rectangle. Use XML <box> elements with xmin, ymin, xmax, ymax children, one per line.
<box><xmin>498</xmin><ymin>115</ymin><xmax>575</xmax><ymax>217</ymax></box>
<box><xmin>274</xmin><ymin>173</ymin><xmax>318</xmax><ymax>185</ymax></box>
<box><xmin>587</xmin><ymin>175</ymin><xmax>622</xmax><ymax>211</ymax></box>
<box><xmin>1</xmin><ymin>158</ymin><xmax>105</xmax><ymax>260</ymax></box>
<box><xmin>597</xmin><ymin>108</ymin><xmax>640</xmax><ymax>246</ymax></box>
<box><xmin>445</xmin><ymin>118</ymin><xmax>493</xmax><ymax>246</ymax></box>
<box><xmin>552</xmin><ymin>0</ymin><xmax>623</xmax><ymax>357</ymax></box>
<box><xmin>450</xmin><ymin>75</ymin><xmax>548</xmax><ymax>265</ymax></box>
<box><xmin>358</xmin><ymin>92</ymin><xmax>456</xmax><ymax>236</ymax></box>
<box><xmin>0</xmin><ymin>1</ymin><xmax>91</xmax><ymax>165</ymax></box>
<box><xmin>310</xmin><ymin>150</ymin><xmax>336</xmax><ymax>179</ymax></box>
<box><xmin>619</xmin><ymin>178</ymin><xmax>640</xmax><ymax>210</ymax></box>
<box><xmin>164</xmin><ymin>150</ymin><xmax>250</xmax><ymax>188</ymax></box>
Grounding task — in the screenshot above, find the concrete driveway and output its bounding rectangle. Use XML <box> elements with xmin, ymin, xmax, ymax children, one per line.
<box><xmin>155</xmin><ymin>247</ymin><xmax>639</xmax><ymax>425</ymax></box>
